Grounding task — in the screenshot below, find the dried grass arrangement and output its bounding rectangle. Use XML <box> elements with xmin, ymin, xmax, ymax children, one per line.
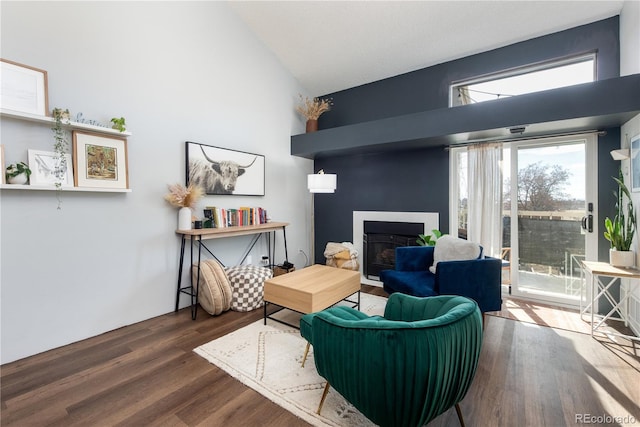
<box><xmin>164</xmin><ymin>183</ymin><xmax>204</xmax><ymax>209</ymax></box>
<box><xmin>296</xmin><ymin>95</ymin><xmax>333</xmax><ymax>120</ymax></box>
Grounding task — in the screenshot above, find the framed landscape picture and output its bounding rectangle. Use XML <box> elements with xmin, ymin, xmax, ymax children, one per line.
<box><xmin>185</xmin><ymin>141</ymin><xmax>265</xmax><ymax>196</ymax></box>
<box><xmin>73</xmin><ymin>131</ymin><xmax>129</xmax><ymax>189</ymax></box>
<box><xmin>27</xmin><ymin>149</ymin><xmax>73</xmax><ymax>187</ymax></box>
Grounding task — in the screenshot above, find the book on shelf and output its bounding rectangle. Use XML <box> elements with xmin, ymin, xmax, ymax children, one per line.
<box><xmin>203</xmin><ymin>206</ymin><xmax>268</xmax><ymax>228</ymax></box>
<box><xmin>203</xmin><ymin>209</ymin><xmax>214</xmax><ymax>228</ymax></box>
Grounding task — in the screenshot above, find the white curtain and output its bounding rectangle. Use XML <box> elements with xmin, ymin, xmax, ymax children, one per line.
<box><xmin>468</xmin><ymin>143</ymin><xmax>503</xmax><ymax>257</ymax></box>
<box><xmin>458</xmin><ymin>87</ymin><xmax>472</xmax><ymax>105</ymax></box>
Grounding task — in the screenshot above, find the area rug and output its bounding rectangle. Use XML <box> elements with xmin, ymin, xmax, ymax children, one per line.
<box><xmin>194</xmin><ymin>294</ymin><xmax>387</xmax><ymax>427</ymax></box>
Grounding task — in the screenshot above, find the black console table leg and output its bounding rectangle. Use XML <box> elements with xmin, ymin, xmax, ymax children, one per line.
<box><xmin>192</xmin><ymin>236</ymin><xmax>202</xmax><ymax>320</ymax></box>
<box><xmin>264</xmin><ymin>301</ymin><xmax>268</xmax><ymax>325</ymax></box>
<box><xmin>282</xmin><ymin>226</ymin><xmax>289</xmax><ymax>261</ymax></box>
<box><xmin>175</xmin><ymin>235</ymin><xmax>187</xmax><ymax>312</ymax></box>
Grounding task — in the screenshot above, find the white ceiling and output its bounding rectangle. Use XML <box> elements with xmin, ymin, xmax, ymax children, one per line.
<box><xmin>228</xmin><ymin>1</ymin><xmax>624</xmax><ymax>96</ymax></box>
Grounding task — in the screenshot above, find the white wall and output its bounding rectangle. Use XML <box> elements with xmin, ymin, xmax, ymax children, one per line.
<box><xmin>619</xmin><ymin>0</ymin><xmax>640</xmax><ymax>335</ymax></box>
<box><xmin>0</xmin><ymin>2</ymin><xmax>313</xmax><ymax>363</ymax></box>
<box><xmin>622</xmin><ymin>114</ymin><xmax>640</xmax><ymax>336</ymax></box>
<box><xmin>620</xmin><ymin>0</ymin><xmax>640</xmax><ymax>76</ymax></box>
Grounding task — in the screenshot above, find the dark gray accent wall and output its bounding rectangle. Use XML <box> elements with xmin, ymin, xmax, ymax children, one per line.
<box><xmin>310</xmin><ymin>17</ymin><xmax>622</xmax><ymax>264</ymax></box>
<box><xmin>313</xmin><ymin>147</ymin><xmax>449</xmax><ymax>263</ymax></box>
<box><xmin>292</xmin><ymin>75</ymin><xmax>639</xmax><ymax>159</ymax></box>
<box><xmin>598</xmin><ymin>127</ymin><xmax>623</xmax><ymax>261</ymax></box>
<box><xmin>319</xmin><ymin>17</ymin><xmax>619</xmax><ymax>129</ymax></box>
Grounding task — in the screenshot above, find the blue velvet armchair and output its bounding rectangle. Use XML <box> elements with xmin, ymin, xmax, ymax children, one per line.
<box><xmin>379</xmin><ymin>245</ymin><xmax>502</xmax><ymax>312</ymax></box>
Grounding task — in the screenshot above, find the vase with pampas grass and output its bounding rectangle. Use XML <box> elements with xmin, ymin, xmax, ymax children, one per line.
<box><xmin>296</xmin><ymin>94</ymin><xmax>333</xmax><ymax>133</ymax></box>
<box><xmin>164</xmin><ymin>183</ymin><xmax>204</xmax><ymax>230</ymax></box>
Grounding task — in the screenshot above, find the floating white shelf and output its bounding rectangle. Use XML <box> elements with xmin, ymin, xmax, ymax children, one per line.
<box><xmin>2</xmin><ymin>108</ymin><xmax>133</xmax><ymax>193</ymax></box>
<box><xmin>0</xmin><ymin>108</ymin><xmax>132</xmax><ymax>137</ymax></box>
<box><xmin>0</xmin><ymin>184</ymin><xmax>132</xmax><ymax>193</ymax></box>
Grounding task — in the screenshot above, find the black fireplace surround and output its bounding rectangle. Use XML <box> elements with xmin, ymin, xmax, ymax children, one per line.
<box><xmin>363</xmin><ymin>221</ymin><xmax>424</xmax><ymax>280</ymax></box>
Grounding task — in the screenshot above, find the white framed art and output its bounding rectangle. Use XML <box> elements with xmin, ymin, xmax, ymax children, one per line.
<box><xmin>1</xmin><ymin>59</ymin><xmax>49</xmax><ymax>116</ymax></box>
<box><xmin>28</xmin><ymin>149</ymin><xmax>73</xmax><ymax>187</ymax></box>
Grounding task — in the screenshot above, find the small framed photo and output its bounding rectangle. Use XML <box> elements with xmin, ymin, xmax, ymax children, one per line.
<box><xmin>73</xmin><ymin>131</ymin><xmax>129</xmax><ymax>189</ymax></box>
<box><xmin>186</xmin><ymin>141</ymin><xmax>265</xmax><ymax>196</ymax></box>
<box><xmin>631</xmin><ymin>134</ymin><xmax>640</xmax><ymax>192</ymax></box>
<box><xmin>28</xmin><ymin>149</ymin><xmax>73</xmax><ymax>187</ymax></box>
<box><xmin>1</xmin><ymin>58</ymin><xmax>49</xmax><ymax>116</ymax></box>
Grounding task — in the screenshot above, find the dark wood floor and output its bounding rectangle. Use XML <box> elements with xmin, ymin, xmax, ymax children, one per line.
<box><xmin>2</xmin><ymin>286</ymin><xmax>639</xmax><ymax>426</ymax></box>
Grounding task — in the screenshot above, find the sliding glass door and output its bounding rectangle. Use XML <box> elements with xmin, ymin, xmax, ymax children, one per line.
<box><xmin>507</xmin><ymin>134</ymin><xmax>598</xmax><ymax>306</ymax></box>
<box><xmin>450</xmin><ymin>133</ymin><xmax>598</xmax><ymax>307</ymax></box>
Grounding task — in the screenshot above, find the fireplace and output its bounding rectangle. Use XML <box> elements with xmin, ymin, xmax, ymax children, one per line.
<box><xmin>353</xmin><ymin>211</ymin><xmax>439</xmax><ymax>286</ymax></box>
<box><xmin>363</xmin><ymin>221</ymin><xmax>423</xmax><ymax>280</ymax></box>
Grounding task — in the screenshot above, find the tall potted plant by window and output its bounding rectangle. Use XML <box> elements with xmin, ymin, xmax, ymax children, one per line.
<box><xmin>604</xmin><ymin>168</ymin><xmax>637</xmax><ymax>267</ymax></box>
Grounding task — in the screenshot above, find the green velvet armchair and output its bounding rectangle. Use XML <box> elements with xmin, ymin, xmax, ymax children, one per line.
<box><xmin>300</xmin><ymin>293</ymin><xmax>483</xmax><ymax>427</ymax></box>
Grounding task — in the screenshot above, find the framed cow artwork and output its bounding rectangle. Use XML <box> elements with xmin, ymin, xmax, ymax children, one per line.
<box><xmin>185</xmin><ymin>141</ymin><xmax>265</xmax><ymax>196</ymax></box>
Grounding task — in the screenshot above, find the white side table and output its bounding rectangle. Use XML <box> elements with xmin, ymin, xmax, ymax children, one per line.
<box><xmin>580</xmin><ymin>260</ymin><xmax>640</xmax><ymax>342</ymax></box>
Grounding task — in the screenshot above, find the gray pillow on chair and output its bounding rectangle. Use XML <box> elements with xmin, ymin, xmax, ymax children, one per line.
<box><xmin>429</xmin><ymin>235</ymin><xmax>481</xmax><ymax>274</ymax></box>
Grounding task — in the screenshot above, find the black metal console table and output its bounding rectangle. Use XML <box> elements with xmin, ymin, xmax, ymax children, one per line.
<box><xmin>175</xmin><ymin>221</ymin><xmax>289</xmax><ymax>319</ymax></box>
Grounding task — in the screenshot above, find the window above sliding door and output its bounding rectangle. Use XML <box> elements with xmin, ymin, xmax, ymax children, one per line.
<box><xmin>450</xmin><ymin>53</ymin><xmax>596</xmax><ymax>107</ymax></box>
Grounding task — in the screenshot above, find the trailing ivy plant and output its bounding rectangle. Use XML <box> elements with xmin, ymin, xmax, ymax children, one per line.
<box><xmin>51</xmin><ymin>108</ymin><xmax>71</xmax><ymax>209</ymax></box>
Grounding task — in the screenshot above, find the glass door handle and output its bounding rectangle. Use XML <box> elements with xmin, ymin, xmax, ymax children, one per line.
<box><xmin>581</xmin><ymin>215</ymin><xmax>593</xmax><ymax>233</ymax></box>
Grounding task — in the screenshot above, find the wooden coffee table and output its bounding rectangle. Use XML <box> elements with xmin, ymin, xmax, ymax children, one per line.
<box><xmin>263</xmin><ymin>264</ymin><xmax>361</xmax><ymax>327</ymax></box>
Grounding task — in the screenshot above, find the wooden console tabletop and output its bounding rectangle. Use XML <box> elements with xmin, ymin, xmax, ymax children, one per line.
<box><xmin>176</xmin><ymin>221</ymin><xmax>289</xmax><ymax>239</ymax></box>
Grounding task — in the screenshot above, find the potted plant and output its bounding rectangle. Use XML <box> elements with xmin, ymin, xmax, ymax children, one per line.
<box><xmin>5</xmin><ymin>162</ymin><xmax>31</xmax><ymax>184</ymax></box>
<box><xmin>295</xmin><ymin>95</ymin><xmax>333</xmax><ymax>133</ymax></box>
<box><xmin>110</xmin><ymin>117</ymin><xmax>126</xmax><ymax>132</ymax></box>
<box><xmin>603</xmin><ymin>168</ymin><xmax>637</xmax><ymax>267</ymax></box>
<box><xmin>416</xmin><ymin>229</ymin><xmax>443</xmax><ymax>246</ymax></box>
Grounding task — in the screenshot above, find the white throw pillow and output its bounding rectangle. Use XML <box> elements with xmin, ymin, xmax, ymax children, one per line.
<box><xmin>429</xmin><ymin>235</ymin><xmax>481</xmax><ymax>274</ymax></box>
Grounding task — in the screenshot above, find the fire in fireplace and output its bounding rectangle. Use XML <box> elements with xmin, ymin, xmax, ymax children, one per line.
<box><xmin>363</xmin><ymin>221</ymin><xmax>424</xmax><ymax>280</ymax></box>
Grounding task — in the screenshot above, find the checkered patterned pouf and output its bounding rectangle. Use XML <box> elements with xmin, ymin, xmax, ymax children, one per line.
<box><xmin>225</xmin><ymin>265</ymin><xmax>273</xmax><ymax>312</ymax></box>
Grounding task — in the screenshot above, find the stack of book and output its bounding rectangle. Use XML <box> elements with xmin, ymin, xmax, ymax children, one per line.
<box><xmin>203</xmin><ymin>206</ymin><xmax>268</xmax><ymax>228</ymax></box>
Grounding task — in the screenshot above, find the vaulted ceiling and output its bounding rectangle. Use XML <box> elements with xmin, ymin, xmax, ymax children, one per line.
<box><xmin>229</xmin><ymin>1</ymin><xmax>624</xmax><ymax>95</ymax></box>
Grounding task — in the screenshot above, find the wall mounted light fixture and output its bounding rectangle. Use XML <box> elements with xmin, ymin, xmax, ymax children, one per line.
<box><xmin>307</xmin><ymin>169</ymin><xmax>337</xmax><ymax>193</ymax></box>
<box><xmin>610</xmin><ymin>148</ymin><xmax>630</xmax><ymax>161</ymax></box>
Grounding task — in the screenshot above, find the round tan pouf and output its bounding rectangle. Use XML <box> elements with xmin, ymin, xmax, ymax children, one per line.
<box><xmin>192</xmin><ymin>259</ymin><xmax>232</xmax><ymax>316</ymax></box>
<box><xmin>225</xmin><ymin>265</ymin><xmax>273</xmax><ymax>312</ymax></box>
